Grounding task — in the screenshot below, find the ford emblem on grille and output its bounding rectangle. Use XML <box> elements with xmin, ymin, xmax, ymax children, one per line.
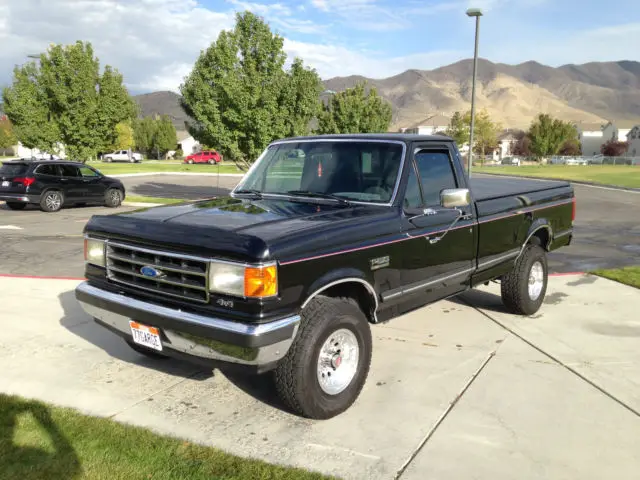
<box><xmin>140</xmin><ymin>266</ymin><xmax>166</xmax><ymax>278</ymax></box>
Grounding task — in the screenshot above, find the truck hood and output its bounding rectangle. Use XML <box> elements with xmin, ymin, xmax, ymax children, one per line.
<box><xmin>84</xmin><ymin>196</ymin><xmax>399</xmax><ymax>262</ymax></box>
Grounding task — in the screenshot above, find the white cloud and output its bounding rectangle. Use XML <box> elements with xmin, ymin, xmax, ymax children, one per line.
<box><xmin>1</xmin><ymin>0</ymin><xmax>235</xmax><ymax>92</ymax></box>
<box><xmin>284</xmin><ymin>38</ymin><xmax>465</xmax><ymax>78</ymax></box>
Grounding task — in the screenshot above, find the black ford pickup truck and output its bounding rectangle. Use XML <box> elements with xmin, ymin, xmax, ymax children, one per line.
<box><xmin>75</xmin><ymin>133</ymin><xmax>575</xmax><ymax>419</ymax></box>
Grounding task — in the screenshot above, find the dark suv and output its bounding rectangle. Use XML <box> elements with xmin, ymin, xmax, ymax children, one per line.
<box><xmin>0</xmin><ymin>159</ymin><xmax>126</xmax><ymax>212</ymax></box>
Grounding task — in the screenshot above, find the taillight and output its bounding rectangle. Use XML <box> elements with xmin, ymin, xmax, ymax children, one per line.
<box><xmin>14</xmin><ymin>177</ymin><xmax>36</xmax><ymax>187</ymax></box>
<box><xmin>571</xmin><ymin>197</ymin><xmax>576</xmax><ymax>221</ymax></box>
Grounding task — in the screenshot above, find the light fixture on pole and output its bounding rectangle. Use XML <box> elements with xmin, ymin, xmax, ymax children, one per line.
<box><xmin>466</xmin><ymin>7</ymin><xmax>483</xmax><ymax>177</ymax></box>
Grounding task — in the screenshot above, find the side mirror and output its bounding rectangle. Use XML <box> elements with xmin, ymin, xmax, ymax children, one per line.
<box><xmin>440</xmin><ymin>188</ymin><xmax>470</xmax><ymax>208</ymax></box>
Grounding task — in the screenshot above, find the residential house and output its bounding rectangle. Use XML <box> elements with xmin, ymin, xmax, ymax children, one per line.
<box><xmin>575</xmin><ymin>122</ymin><xmax>604</xmax><ymax>156</ymax></box>
<box><xmin>601</xmin><ymin>121</ymin><xmax>636</xmax><ymax>143</ymax></box>
<box><xmin>627</xmin><ymin>126</ymin><xmax>640</xmax><ymax>157</ymax></box>
<box><xmin>495</xmin><ymin>129</ymin><xmax>524</xmax><ymax>160</ymax></box>
<box><xmin>176</xmin><ymin>130</ymin><xmax>199</xmax><ymax>155</ymax></box>
<box><xmin>402</xmin><ymin>114</ymin><xmax>451</xmax><ymax>136</ymax></box>
<box><xmin>12</xmin><ymin>141</ymin><xmax>66</xmax><ymax>159</ymax></box>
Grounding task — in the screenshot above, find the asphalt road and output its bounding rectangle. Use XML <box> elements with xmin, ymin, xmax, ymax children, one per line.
<box><xmin>0</xmin><ymin>174</ymin><xmax>638</xmax><ymax>277</ymax></box>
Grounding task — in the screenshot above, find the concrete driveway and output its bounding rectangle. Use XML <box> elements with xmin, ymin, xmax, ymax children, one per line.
<box><xmin>1</xmin><ymin>273</ymin><xmax>639</xmax><ymax>479</ymax></box>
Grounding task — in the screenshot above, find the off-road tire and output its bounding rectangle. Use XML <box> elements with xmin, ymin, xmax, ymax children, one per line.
<box><xmin>125</xmin><ymin>339</ymin><xmax>170</xmax><ymax>359</ymax></box>
<box><xmin>501</xmin><ymin>244</ymin><xmax>548</xmax><ymax>316</ymax></box>
<box><xmin>273</xmin><ymin>296</ymin><xmax>372</xmax><ymax>420</ymax></box>
<box><xmin>5</xmin><ymin>202</ymin><xmax>26</xmax><ymax>210</ymax></box>
<box><xmin>105</xmin><ymin>188</ymin><xmax>123</xmax><ymax>208</ymax></box>
<box><xmin>39</xmin><ymin>190</ymin><xmax>64</xmax><ymax>212</ymax></box>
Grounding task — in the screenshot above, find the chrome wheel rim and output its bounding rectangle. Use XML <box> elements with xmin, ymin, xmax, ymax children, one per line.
<box><xmin>528</xmin><ymin>261</ymin><xmax>544</xmax><ymax>300</ymax></box>
<box><xmin>317</xmin><ymin>328</ymin><xmax>359</xmax><ymax>395</ymax></box>
<box><xmin>46</xmin><ymin>193</ymin><xmax>61</xmax><ymax>210</ymax></box>
<box><xmin>110</xmin><ymin>190</ymin><xmax>121</xmax><ymax>204</ymax></box>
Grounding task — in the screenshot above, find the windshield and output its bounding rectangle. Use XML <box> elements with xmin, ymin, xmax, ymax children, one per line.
<box><xmin>235</xmin><ymin>141</ymin><xmax>404</xmax><ymax>204</ymax></box>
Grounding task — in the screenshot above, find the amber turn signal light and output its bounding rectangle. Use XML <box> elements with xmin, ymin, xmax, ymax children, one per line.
<box><xmin>244</xmin><ymin>265</ymin><xmax>278</xmax><ymax>298</ymax></box>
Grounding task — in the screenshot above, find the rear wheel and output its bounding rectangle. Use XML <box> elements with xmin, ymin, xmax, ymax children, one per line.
<box><xmin>105</xmin><ymin>188</ymin><xmax>123</xmax><ymax>208</ymax></box>
<box><xmin>5</xmin><ymin>202</ymin><xmax>27</xmax><ymax>210</ymax></box>
<box><xmin>40</xmin><ymin>190</ymin><xmax>63</xmax><ymax>212</ymax></box>
<box><xmin>273</xmin><ymin>296</ymin><xmax>372</xmax><ymax>419</ymax></box>
<box><xmin>501</xmin><ymin>244</ymin><xmax>548</xmax><ymax>315</ymax></box>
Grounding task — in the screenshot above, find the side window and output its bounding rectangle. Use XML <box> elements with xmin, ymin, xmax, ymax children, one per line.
<box><xmin>414</xmin><ymin>150</ymin><xmax>457</xmax><ymax>206</ymax></box>
<box><xmin>79</xmin><ymin>166</ymin><xmax>100</xmax><ymax>177</ymax></box>
<box><xmin>36</xmin><ymin>164</ymin><xmax>59</xmax><ymax>176</ymax></box>
<box><xmin>403</xmin><ymin>164</ymin><xmax>423</xmax><ymax>208</ymax></box>
<box><xmin>59</xmin><ymin>165</ymin><xmax>79</xmax><ymax>177</ymax></box>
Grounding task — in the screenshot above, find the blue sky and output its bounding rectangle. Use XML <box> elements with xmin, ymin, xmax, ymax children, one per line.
<box><xmin>1</xmin><ymin>0</ymin><xmax>639</xmax><ymax>93</ymax></box>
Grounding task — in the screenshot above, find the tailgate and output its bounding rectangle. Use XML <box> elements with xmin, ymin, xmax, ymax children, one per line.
<box><xmin>0</xmin><ymin>163</ymin><xmax>31</xmax><ymax>194</ymax></box>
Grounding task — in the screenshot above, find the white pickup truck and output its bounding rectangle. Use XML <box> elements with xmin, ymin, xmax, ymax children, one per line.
<box><xmin>103</xmin><ymin>150</ymin><xmax>142</xmax><ymax>163</ymax></box>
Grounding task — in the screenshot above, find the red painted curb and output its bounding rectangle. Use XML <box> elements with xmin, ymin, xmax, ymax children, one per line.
<box><xmin>0</xmin><ymin>273</ymin><xmax>86</xmax><ymax>281</ymax></box>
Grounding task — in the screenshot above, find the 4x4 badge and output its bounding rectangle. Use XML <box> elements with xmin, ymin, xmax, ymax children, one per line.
<box><xmin>370</xmin><ymin>256</ymin><xmax>390</xmax><ymax>271</ymax></box>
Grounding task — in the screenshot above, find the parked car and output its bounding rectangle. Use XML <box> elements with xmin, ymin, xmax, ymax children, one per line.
<box><xmin>184</xmin><ymin>150</ymin><xmax>222</xmax><ymax>164</ymax></box>
<box><xmin>75</xmin><ymin>133</ymin><xmax>575</xmax><ymax>419</ymax></box>
<box><xmin>103</xmin><ymin>150</ymin><xmax>142</xmax><ymax>163</ymax></box>
<box><xmin>0</xmin><ymin>159</ymin><xmax>125</xmax><ymax>212</ymax></box>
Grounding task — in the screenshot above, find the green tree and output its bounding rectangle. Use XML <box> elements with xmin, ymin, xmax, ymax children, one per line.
<box><xmin>133</xmin><ymin>116</ymin><xmax>155</xmax><ymax>157</ymax></box>
<box><xmin>2</xmin><ymin>41</ymin><xmax>135</xmax><ymax>161</ymax></box>
<box><xmin>133</xmin><ymin>115</ymin><xmax>177</xmax><ymax>159</ymax></box>
<box><xmin>2</xmin><ymin>63</ymin><xmax>59</xmax><ymax>153</ymax></box>
<box><xmin>112</xmin><ymin>120</ymin><xmax>135</xmax><ymax>150</ymax></box>
<box><xmin>466</xmin><ymin>109</ymin><xmax>501</xmax><ymax>161</ymax></box>
<box><xmin>180</xmin><ymin>11</ymin><xmax>322</xmax><ymax>167</ymax></box>
<box><xmin>315</xmin><ymin>82</ymin><xmax>392</xmax><ymax>134</ymax></box>
<box><xmin>153</xmin><ymin>115</ymin><xmax>177</xmax><ymax>159</ymax></box>
<box><xmin>445</xmin><ymin>111</ymin><xmax>469</xmax><ymax>146</ymax></box>
<box><xmin>527</xmin><ymin>114</ymin><xmax>579</xmax><ymax>158</ymax></box>
<box><xmin>0</xmin><ymin>116</ymin><xmax>17</xmax><ymax>155</ymax></box>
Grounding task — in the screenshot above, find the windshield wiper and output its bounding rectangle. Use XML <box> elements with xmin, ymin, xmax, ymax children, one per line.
<box><xmin>233</xmin><ymin>188</ymin><xmax>263</xmax><ymax>198</ymax></box>
<box><xmin>285</xmin><ymin>190</ymin><xmax>352</xmax><ymax>205</ymax></box>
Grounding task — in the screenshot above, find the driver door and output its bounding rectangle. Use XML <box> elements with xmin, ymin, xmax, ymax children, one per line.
<box><xmin>396</xmin><ymin>146</ymin><xmax>476</xmax><ymax>304</ymax></box>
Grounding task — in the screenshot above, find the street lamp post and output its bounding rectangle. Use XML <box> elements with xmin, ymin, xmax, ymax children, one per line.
<box><xmin>466</xmin><ymin>8</ymin><xmax>483</xmax><ymax>177</ymax></box>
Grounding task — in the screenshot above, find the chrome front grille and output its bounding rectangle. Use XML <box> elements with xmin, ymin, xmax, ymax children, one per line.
<box><xmin>106</xmin><ymin>242</ymin><xmax>210</xmax><ymax>303</ymax></box>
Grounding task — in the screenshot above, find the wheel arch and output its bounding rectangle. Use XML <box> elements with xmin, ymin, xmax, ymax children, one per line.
<box><xmin>523</xmin><ymin>220</ymin><xmax>553</xmax><ymax>251</ymax></box>
<box><xmin>302</xmin><ymin>271</ymin><xmax>379</xmax><ymax>324</ymax></box>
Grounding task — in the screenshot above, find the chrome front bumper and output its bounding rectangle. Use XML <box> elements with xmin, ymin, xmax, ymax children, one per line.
<box><xmin>75</xmin><ymin>282</ymin><xmax>300</xmax><ymax>371</ymax></box>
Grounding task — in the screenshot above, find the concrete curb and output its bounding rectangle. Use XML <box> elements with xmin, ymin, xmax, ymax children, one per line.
<box><xmin>475</xmin><ymin>171</ymin><xmax>640</xmax><ymax>193</ymax></box>
<box><xmin>113</xmin><ymin>172</ymin><xmax>245</xmax><ymax>178</ymax></box>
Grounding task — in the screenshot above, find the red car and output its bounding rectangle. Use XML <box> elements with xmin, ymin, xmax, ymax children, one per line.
<box><xmin>184</xmin><ymin>150</ymin><xmax>222</xmax><ymax>164</ymax></box>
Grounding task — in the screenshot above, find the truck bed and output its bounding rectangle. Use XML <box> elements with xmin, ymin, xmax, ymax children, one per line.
<box><xmin>469</xmin><ymin>175</ymin><xmax>570</xmax><ymax>201</ymax></box>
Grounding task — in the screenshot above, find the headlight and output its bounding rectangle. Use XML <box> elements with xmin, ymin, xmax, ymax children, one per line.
<box><xmin>209</xmin><ymin>261</ymin><xmax>278</xmax><ymax>298</ymax></box>
<box><xmin>84</xmin><ymin>238</ymin><xmax>106</xmax><ymax>267</ymax></box>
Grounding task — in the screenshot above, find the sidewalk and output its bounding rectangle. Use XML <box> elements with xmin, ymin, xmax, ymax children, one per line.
<box><xmin>0</xmin><ymin>274</ymin><xmax>639</xmax><ymax>479</ymax></box>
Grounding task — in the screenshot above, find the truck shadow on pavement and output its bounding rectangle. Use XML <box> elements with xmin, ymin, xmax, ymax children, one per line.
<box><xmin>130</xmin><ymin>182</ymin><xmax>232</xmax><ymax>200</ymax></box>
<box><xmin>0</xmin><ymin>395</ymin><xmax>82</xmax><ymax>479</ymax></box>
<box><xmin>453</xmin><ymin>288</ymin><xmax>511</xmax><ymax>314</ymax></box>
<box><xmin>57</xmin><ymin>290</ymin><xmax>212</xmax><ymax>381</ymax></box>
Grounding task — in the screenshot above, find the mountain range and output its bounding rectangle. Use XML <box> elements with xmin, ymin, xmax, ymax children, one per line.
<box><xmin>133</xmin><ymin>59</ymin><xmax>640</xmax><ymax>132</ymax></box>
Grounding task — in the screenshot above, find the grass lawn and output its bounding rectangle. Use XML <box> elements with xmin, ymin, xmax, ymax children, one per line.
<box><xmin>89</xmin><ymin>161</ymin><xmax>243</xmax><ymax>175</ymax></box>
<box><xmin>592</xmin><ymin>266</ymin><xmax>640</xmax><ymax>289</ymax></box>
<box><xmin>473</xmin><ymin>165</ymin><xmax>640</xmax><ymax>189</ymax></box>
<box><xmin>124</xmin><ymin>195</ymin><xmax>188</xmax><ymax>205</ymax></box>
<box><xmin>0</xmin><ymin>393</ymin><xmax>336</xmax><ymax>480</ymax></box>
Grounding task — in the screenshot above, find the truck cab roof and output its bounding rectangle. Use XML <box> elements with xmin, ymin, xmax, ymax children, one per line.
<box><xmin>271</xmin><ymin>133</ymin><xmax>455</xmax><ymax>144</ymax></box>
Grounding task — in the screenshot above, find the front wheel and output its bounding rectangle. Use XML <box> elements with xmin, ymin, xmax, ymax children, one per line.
<box><xmin>501</xmin><ymin>244</ymin><xmax>548</xmax><ymax>316</ymax></box>
<box><xmin>105</xmin><ymin>188</ymin><xmax>123</xmax><ymax>208</ymax></box>
<box><xmin>273</xmin><ymin>296</ymin><xmax>372</xmax><ymax>420</ymax></box>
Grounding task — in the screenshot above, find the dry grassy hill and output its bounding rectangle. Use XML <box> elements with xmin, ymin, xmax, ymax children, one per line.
<box><xmin>323</xmin><ymin>59</ymin><xmax>640</xmax><ymax>130</ymax></box>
